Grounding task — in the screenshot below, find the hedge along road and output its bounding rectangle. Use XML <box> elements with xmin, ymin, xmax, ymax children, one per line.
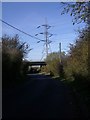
<box><xmin>3</xmin><ymin>74</ymin><xmax>86</xmax><ymax>119</ymax></box>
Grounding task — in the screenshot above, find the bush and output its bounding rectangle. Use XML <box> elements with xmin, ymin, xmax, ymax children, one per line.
<box><xmin>64</xmin><ymin>28</ymin><xmax>88</xmax><ymax>81</ymax></box>
<box><xmin>41</xmin><ymin>52</ymin><xmax>65</xmax><ymax>77</ymax></box>
<box><xmin>2</xmin><ymin>34</ymin><xmax>30</xmax><ymax>86</ymax></box>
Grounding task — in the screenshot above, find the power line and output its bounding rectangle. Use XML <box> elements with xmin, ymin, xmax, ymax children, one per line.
<box><xmin>0</xmin><ymin>19</ymin><xmax>44</xmax><ymax>41</ymax></box>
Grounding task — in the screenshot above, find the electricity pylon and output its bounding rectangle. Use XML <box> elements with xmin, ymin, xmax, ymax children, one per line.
<box><xmin>35</xmin><ymin>18</ymin><xmax>54</xmax><ymax>60</ymax></box>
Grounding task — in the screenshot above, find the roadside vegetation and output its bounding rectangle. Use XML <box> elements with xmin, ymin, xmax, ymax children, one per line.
<box><xmin>2</xmin><ymin>34</ymin><xmax>30</xmax><ymax>88</ymax></box>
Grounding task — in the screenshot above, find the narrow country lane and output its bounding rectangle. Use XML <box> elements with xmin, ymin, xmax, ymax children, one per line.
<box><xmin>3</xmin><ymin>74</ymin><xmax>84</xmax><ymax>119</ymax></box>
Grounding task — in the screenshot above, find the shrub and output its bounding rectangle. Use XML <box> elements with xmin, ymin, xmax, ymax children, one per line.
<box><xmin>2</xmin><ymin>34</ymin><xmax>30</xmax><ymax>86</ymax></box>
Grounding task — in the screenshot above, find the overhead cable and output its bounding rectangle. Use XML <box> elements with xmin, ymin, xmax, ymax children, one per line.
<box><xmin>0</xmin><ymin>19</ymin><xmax>44</xmax><ymax>41</ymax></box>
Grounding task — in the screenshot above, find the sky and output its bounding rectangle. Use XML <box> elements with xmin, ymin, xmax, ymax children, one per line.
<box><xmin>2</xmin><ymin>2</ymin><xmax>85</xmax><ymax>61</ymax></box>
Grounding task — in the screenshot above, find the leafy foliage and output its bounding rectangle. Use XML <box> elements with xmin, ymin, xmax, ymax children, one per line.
<box><xmin>61</xmin><ymin>2</ymin><xmax>90</xmax><ymax>25</ymax></box>
<box><xmin>64</xmin><ymin>28</ymin><xmax>88</xmax><ymax>81</ymax></box>
<box><xmin>41</xmin><ymin>52</ymin><xmax>66</xmax><ymax>77</ymax></box>
<box><xmin>60</xmin><ymin>2</ymin><xmax>89</xmax><ymax>80</ymax></box>
<box><xmin>2</xmin><ymin>34</ymin><xmax>30</xmax><ymax>86</ymax></box>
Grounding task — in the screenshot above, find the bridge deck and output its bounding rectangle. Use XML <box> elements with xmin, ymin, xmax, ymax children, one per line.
<box><xmin>26</xmin><ymin>61</ymin><xmax>47</xmax><ymax>66</ymax></box>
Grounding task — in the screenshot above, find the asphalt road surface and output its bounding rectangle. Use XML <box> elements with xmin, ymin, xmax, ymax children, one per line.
<box><xmin>3</xmin><ymin>74</ymin><xmax>85</xmax><ymax>119</ymax></box>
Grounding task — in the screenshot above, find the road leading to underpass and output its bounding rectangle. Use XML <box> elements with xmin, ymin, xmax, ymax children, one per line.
<box><xmin>3</xmin><ymin>74</ymin><xmax>86</xmax><ymax>119</ymax></box>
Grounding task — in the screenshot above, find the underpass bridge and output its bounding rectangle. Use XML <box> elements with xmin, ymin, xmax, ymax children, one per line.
<box><xmin>24</xmin><ymin>61</ymin><xmax>47</xmax><ymax>73</ymax></box>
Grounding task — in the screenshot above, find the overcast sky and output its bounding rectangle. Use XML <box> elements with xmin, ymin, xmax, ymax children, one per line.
<box><xmin>2</xmin><ymin>2</ymin><xmax>85</xmax><ymax>61</ymax></box>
